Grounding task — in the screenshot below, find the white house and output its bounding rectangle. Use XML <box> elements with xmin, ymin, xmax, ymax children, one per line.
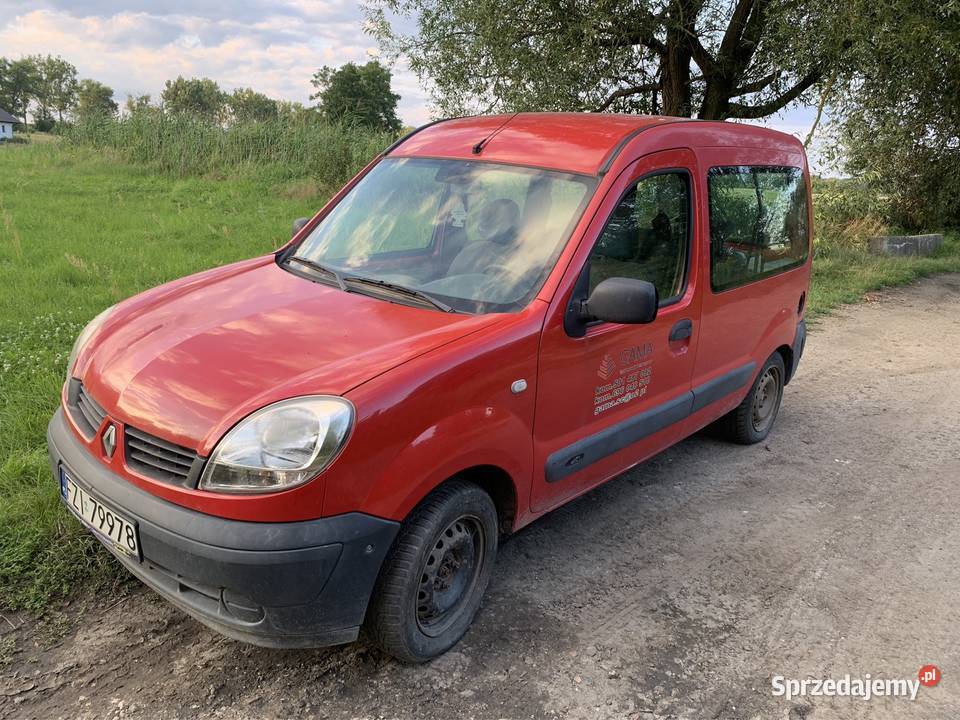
<box><xmin>0</xmin><ymin>108</ymin><xmax>18</xmax><ymax>141</ymax></box>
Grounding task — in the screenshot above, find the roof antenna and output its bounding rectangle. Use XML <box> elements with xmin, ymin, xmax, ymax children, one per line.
<box><xmin>471</xmin><ymin>113</ymin><xmax>519</xmax><ymax>155</ymax></box>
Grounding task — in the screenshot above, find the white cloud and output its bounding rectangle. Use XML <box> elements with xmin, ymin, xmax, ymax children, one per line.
<box><xmin>0</xmin><ymin>3</ymin><xmax>433</xmax><ymax>124</ymax></box>
<box><xmin>746</xmin><ymin>105</ymin><xmax>836</xmax><ymax>175</ymax></box>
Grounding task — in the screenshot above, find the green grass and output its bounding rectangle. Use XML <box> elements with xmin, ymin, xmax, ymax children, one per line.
<box><xmin>808</xmin><ymin>234</ymin><xmax>960</xmax><ymax>319</ymax></box>
<box><xmin>0</xmin><ymin>139</ymin><xmax>957</xmax><ymax>612</ymax></box>
<box><xmin>0</xmin><ymin>142</ymin><xmax>321</xmax><ymax>610</ymax></box>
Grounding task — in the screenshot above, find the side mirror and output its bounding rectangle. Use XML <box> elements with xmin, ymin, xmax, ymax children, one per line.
<box><xmin>291</xmin><ymin>217</ymin><xmax>310</xmax><ymax>238</ymax></box>
<box><xmin>582</xmin><ymin>277</ymin><xmax>658</xmax><ymax>325</ymax></box>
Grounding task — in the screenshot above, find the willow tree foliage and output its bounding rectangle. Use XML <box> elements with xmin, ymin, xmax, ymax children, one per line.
<box><xmin>366</xmin><ymin>0</ymin><xmax>853</xmax><ymax>119</ymax></box>
<box><xmin>834</xmin><ymin>1</ymin><xmax>960</xmax><ymax>229</ymax></box>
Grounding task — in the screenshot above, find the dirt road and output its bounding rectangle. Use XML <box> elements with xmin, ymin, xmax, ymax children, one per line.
<box><xmin>3</xmin><ymin>275</ymin><xmax>960</xmax><ymax>720</ymax></box>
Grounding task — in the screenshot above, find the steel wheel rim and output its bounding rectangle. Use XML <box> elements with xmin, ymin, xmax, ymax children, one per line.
<box><xmin>415</xmin><ymin>515</ymin><xmax>485</xmax><ymax>637</ymax></box>
<box><xmin>751</xmin><ymin>366</ymin><xmax>782</xmax><ymax>433</ymax></box>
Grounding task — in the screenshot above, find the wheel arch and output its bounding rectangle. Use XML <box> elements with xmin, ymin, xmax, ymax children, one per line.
<box><xmin>451</xmin><ymin>465</ymin><xmax>519</xmax><ymax>535</ymax></box>
<box><xmin>775</xmin><ymin>344</ymin><xmax>794</xmax><ymax>383</ymax></box>
<box><xmin>398</xmin><ymin>464</ymin><xmax>520</xmax><ymax>535</ymax></box>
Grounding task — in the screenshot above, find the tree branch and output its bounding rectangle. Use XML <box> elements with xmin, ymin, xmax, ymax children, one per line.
<box><xmin>804</xmin><ymin>70</ymin><xmax>836</xmax><ymax>148</ymax></box>
<box><xmin>594</xmin><ymin>82</ymin><xmax>661</xmax><ymax>112</ymax></box>
<box><xmin>733</xmin><ymin>71</ymin><xmax>779</xmax><ymax>96</ymax></box>
<box><xmin>732</xmin><ymin>0</ymin><xmax>772</xmax><ymax>71</ymax></box>
<box><xmin>717</xmin><ymin>0</ymin><xmax>757</xmax><ymax>65</ymax></box>
<box><xmin>687</xmin><ymin>34</ymin><xmax>718</xmax><ymax>77</ymax></box>
<box><xmin>594</xmin><ymin>3</ymin><xmax>671</xmax><ymax>57</ymax></box>
<box><xmin>597</xmin><ymin>28</ymin><xmax>666</xmax><ymax>56</ymax></box>
<box><xmin>727</xmin><ymin>69</ymin><xmax>823</xmax><ymax>118</ymax></box>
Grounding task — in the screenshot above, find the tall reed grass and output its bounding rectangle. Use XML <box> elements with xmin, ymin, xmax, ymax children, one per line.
<box><xmin>61</xmin><ymin>112</ymin><xmax>396</xmax><ymax>188</ymax></box>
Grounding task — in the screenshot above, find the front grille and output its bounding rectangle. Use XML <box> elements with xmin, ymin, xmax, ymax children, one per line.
<box><xmin>124</xmin><ymin>426</ymin><xmax>202</xmax><ymax>487</ymax></box>
<box><xmin>67</xmin><ymin>380</ymin><xmax>107</xmax><ymax>438</ymax></box>
<box><xmin>66</xmin><ymin>380</ymin><xmax>204</xmax><ymax>487</ymax></box>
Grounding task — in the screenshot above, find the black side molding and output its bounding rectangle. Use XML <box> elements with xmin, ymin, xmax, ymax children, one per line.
<box><xmin>545</xmin><ymin>361</ymin><xmax>757</xmax><ymax>483</ymax></box>
<box><xmin>546</xmin><ymin>392</ymin><xmax>693</xmax><ymax>483</ymax></box>
<box><xmin>690</xmin><ymin>362</ymin><xmax>756</xmax><ymax>414</ymax></box>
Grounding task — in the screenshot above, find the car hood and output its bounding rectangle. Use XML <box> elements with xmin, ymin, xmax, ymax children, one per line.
<box><xmin>79</xmin><ymin>257</ymin><xmax>499</xmax><ymax>453</ymax></box>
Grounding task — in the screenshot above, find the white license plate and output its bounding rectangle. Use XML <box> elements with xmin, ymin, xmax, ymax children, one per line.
<box><xmin>60</xmin><ymin>469</ymin><xmax>140</xmax><ymax>559</ymax></box>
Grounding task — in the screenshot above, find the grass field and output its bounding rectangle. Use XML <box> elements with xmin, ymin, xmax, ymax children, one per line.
<box><xmin>1</xmin><ymin>140</ymin><xmax>958</xmax><ymax>612</ymax></box>
<box><xmin>0</xmin><ymin>142</ymin><xmax>319</xmax><ymax>610</ymax></box>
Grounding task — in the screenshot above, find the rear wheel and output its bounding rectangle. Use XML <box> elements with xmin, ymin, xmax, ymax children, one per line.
<box><xmin>716</xmin><ymin>352</ymin><xmax>785</xmax><ymax>444</ymax></box>
<box><xmin>367</xmin><ymin>480</ymin><xmax>498</xmax><ymax>662</ymax></box>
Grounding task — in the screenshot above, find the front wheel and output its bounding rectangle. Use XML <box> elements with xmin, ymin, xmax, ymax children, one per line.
<box><xmin>367</xmin><ymin>480</ymin><xmax>498</xmax><ymax>662</ymax></box>
<box><xmin>716</xmin><ymin>352</ymin><xmax>786</xmax><ymax>445</ymax></box>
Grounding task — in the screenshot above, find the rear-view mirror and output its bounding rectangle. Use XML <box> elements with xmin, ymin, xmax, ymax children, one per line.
<box><xmin>583</xmin><ymin>277</ymin><xmax>658</xmax><ymax>325</ymax></box>
<box><xmin>292</xmin><ymin>217</ymin><xmax>309</xmax><ymax>238</ymax></box>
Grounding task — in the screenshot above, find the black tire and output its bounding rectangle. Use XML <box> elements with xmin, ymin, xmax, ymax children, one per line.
<box><xmin>366</xmin><ymin>480</ymin><xmax>498</xmax><ymax>663</ymax></box>
<box><xmin>715</xmin><ymin>352</ymin><xmax>786</xmax><ymax>445</ymax></box>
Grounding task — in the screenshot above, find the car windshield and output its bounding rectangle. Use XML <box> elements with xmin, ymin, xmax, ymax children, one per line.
<box><xmin>286</xmin><ymin>157</ymin><xmax>596</xmax><ymax>313</ymax></box>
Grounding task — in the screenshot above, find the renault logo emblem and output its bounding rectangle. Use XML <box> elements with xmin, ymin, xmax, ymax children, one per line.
<box><xmin>102</xmin><ymin>424</ymin><xmax>117</xmax><ymax>459</ymax></box>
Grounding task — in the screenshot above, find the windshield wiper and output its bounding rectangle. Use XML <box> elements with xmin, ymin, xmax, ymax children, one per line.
<box><xmin>343</xmin><ymin>275</ymin><xmax>454</xmax><ymax>313</ymax></box>
<box><xmin>286</xmin><ymin>256</ymin><xmax>347</xmax><ymax>291</ymax></box>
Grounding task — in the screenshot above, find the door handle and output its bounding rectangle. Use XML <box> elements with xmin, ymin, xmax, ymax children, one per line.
<box><xmin>669</xmin><ymin>319</ymin><xmax>693</xmax><ymax>342</ymax></box>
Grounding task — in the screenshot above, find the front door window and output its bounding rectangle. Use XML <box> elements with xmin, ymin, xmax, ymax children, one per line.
<box><xmin>588</xmin><ymin>172</ymin><xmax>690</xmax><ymax>305</ymax></box>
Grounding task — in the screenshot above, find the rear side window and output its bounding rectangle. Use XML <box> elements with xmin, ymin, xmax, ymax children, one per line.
<box><xmin>589</xmin><ymin>171</ymin><xmax>690</xmax><ymax>304</ymax></box>
<box><xmin>708</xmin><ymin>166</ymin><xmax>809</xmax><ymax>292</ymax></box>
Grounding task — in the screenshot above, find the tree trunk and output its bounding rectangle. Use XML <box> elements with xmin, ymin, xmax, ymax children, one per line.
<box><xmin>661</xmin><ymin>28</ymin><xmax>693</xmax><ymax>117</ymax></box>
<box><xmin>699</xmin><ymin>80</ymin><xmax>732</xmax><ymax>120</ymax></box>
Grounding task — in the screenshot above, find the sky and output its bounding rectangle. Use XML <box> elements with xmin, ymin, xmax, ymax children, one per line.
<box><xmin>0</xmin><ymin>1</ymin><xmax>826</xmax><ymax>167</ymax></box>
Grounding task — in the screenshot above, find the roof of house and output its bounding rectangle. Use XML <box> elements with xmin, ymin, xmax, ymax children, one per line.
<box><xmin>0</xmin><ymin>108</ymin><xmax>19</xmax><ymax>124</ymax></box>
<box><xmin>388</xmin><ymin>112</ymin><xmax>803</xmax><ymax>176</ymax></box>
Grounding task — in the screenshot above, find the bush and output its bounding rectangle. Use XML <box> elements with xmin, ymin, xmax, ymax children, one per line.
<box><xmin>812</xmin><ymin>176</ymin><xmax>890</xmax><ymax>256</ymax></box>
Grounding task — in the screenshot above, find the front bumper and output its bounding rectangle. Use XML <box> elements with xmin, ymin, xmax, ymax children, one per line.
<box><xmin>47</xmin><ymin>408</ymin><xmax>399</xmax><ymax>648</ymax></box>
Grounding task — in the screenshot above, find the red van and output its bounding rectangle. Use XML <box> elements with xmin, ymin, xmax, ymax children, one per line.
<box><xmin>48</xmin><ymin>113</ymin><xmax>810</xmax><ymax>662</ymax></box>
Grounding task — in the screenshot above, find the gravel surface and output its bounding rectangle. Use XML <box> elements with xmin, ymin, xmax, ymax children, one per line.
<box><xmin>3</xmin><ymin>274</ymin><xmax>959</xmax><ymax>720</ymax></box>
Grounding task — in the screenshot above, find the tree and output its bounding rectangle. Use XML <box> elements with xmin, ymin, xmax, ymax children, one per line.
<box><xmin>365</xmin><ymin>0</ymin><xmax>853</xmax><ymax>120</ymax></box>
<box><xmin>833</xmin><ymin>1</ymin><xmax>960</xmax><ymax>230</ymax></box>
<box><xmin>0</xmin><ymin>57</ymin><xmax>39</xmax><ymax>124</ymax></box>
<box><xmin>161</xmin><ymin>76</ymin><xmax>226</xmax><ymax>123</ymax></box>
<box><xmin>276</xmin><ymin>100</ymin><xmax>311</xmax><ymax>123</ymax></box>
<box><xmin>125</xmin><ymin>93</ymin><xmax>153</xmax><ymax>115</ymax></box>
<box><xmin>227</xmin><ymin>88</ymin><xmax>278</xmax><ymax>123</ymax></box>
<box><xmin>310</xmin><ymin>60</ymin><xmax>402</xmax><ymax>132</ymax></box>
<box><xmin>76</xmin><ymin>79</ymin><xmax>118</xmax><ymax>118</ymax></box>
<box><xmin>40</xmin><ymin>55</ymin><xmax>79</xmax><ymax>122</ymax></box>
<box><xmin>25</xmin><ymin>55</ymin><xmax>79</xmax><ymax>125</ymax></box>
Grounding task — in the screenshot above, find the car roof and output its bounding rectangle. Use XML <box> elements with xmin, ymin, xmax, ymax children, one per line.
<box><xmin>388</xmin><ymin>112</ymin><xmax>804</xmax><ymax>176</ymax></box>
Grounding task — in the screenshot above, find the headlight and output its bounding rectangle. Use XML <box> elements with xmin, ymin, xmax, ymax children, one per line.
<box><xmin>199</xmin><ymin>396</ymin><xmax>354</xmax><ymax>494</ymax></box>
<box><xmin>67</xmin><ymin>305</ymin><xmax>116</xmax><ymax>381</ymax></box>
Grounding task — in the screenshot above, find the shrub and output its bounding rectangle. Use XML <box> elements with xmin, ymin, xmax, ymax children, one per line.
<box><xmin>812</xmin><ymin>176</ymin><xmax>890</xmax><ymax>256</ymax></box>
